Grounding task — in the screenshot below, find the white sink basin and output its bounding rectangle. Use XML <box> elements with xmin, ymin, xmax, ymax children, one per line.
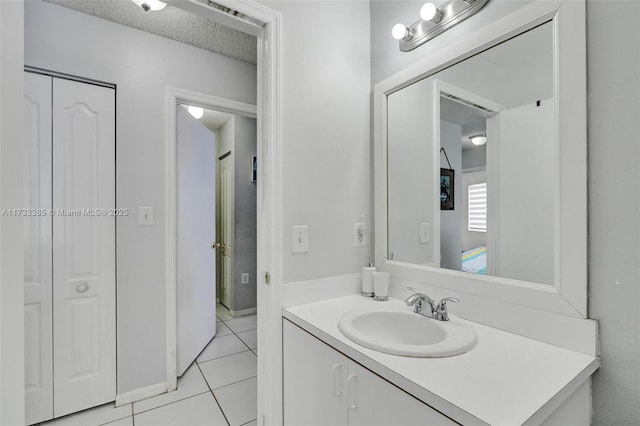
<box><xmin>338</xmin><ymin>307</ymin><xmax>477</xmax><ymax>358</ymax></box>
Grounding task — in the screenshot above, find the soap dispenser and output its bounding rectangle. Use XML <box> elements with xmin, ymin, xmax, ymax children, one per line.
<box><xmin>362</xmin><ymin>255</ymin><xmax>376</xmax><ymax>297</ymax></box>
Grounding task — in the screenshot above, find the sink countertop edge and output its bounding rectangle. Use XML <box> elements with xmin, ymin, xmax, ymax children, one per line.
<box><xmin>283</xmin><ymin>294</ymin><xmax>599</xmax><ymax>426</ymax></box>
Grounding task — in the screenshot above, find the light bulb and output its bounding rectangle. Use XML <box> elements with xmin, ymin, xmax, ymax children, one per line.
<box><xmin>131</xmin><ymin>0</ymin><xmax>167</xmax><ymax>12</ymax></box>
<box><xmin>392</xmin><ymin>24</ymin><xmax>409</xmax><ymax>40</ymax></box>
<box><xmin>420</xmin><ymin>2</ymin><xmax>442</xmax><ymax>22</ymax></box>
<box><xmin>470</xmin><ymin>135</ymin><xmax>487</xmax><ymax>146</ymax></box>
<box><xmin>187</xmin><ymin>106</ymin><xmax>204</xmax><ymax>119</ymax></box>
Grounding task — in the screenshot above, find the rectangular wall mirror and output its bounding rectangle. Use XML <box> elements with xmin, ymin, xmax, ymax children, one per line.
<box><xmin>388</xmin><ymin>21</ymin><xmax>554</xmax><ymax>285</ymax></box>
<box><xmin>374</xmin><ymin>0</ymin><xmax>587</xmax><ymax>317</ymax></box>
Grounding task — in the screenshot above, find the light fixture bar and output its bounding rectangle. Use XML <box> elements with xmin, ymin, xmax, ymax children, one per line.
<box><xmin>398</xmin><ymin>0</ymin><xmax>491</xmax><ymax>52</ymax></box>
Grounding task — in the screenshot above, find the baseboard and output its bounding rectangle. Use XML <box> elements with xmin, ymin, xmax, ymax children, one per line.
<box><xmin>115</xmin><ymin>381</ymin><xmax>167</xmax><ymax>407</ymax></box>
<box><xmin>230</xmin><ymin>307</ymin><xmax>257</xmax><ymax>317</ymax></box>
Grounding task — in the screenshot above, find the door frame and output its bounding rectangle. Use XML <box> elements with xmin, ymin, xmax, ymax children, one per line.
<box><xmin>163</xmin><ymin>3</ymin><xmax>282</xmax><ymax>426</ymax></box>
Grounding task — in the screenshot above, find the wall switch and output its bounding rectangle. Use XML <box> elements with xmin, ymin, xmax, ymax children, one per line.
<box><xmin>353</xmin><ymin>223</ymin><xmax>366</xmax><ymax>247</ymax></box>
<box><xmin>241</xmin><ymin>273</ymin><xmax>249</xmax><ymax>284</ymax></box>
<box><xmin>419</xmin><ymin>223</ymin><xmax>430</xmax><ymax>243</ymax></box>
<box><xmin>291</xmin><ymin>225</ymin><xmax>309</xmax><ymax>254</ymax></box>
<box><xmin>139</xmin><ymin>207</ymin><xmax>154</xmax><ymax>226</ymax></box>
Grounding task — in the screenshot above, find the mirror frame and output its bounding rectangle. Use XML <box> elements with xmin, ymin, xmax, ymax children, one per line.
<box><xmin>374</xmin><ymin>0</ymin><xmax>587</xmax><ymax>318</ymax></box>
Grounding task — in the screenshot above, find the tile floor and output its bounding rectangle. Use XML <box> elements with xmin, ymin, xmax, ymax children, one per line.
<box><xmin>40</xmin><ymin>304</ymin><xmax>257</xmax><ymax>426</ymax></box>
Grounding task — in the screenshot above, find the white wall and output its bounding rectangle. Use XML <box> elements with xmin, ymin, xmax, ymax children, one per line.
<box><xmin>462</xmin><ymin>146</ymin><xmax>487</xmax><ymax>170</ymax></box>
<box><xmin>25</xmin><ymin>0</ymin><xmax>257</xmax><ymax>394</ymax></box>
<box><xmin>370</xmin><ymin>0</ymin><xmax>534</xmax><ymax>86</ymax></box>
<box><xmin>258</xmin><ymin>0</ymin><xmax>372</xmax><ymax>282</ymax></box>
<box><xmin>587</xmin><ymin>1</ymin><xmax>640</xmax><ymax>423</ymax></box>
<box><xmin>0</xmin><ymin>1</ymin><xmax>25</xmax><ymax>424</ymax></box>
<box><xmin>440</xmin><ymin>120</ymin><xmax>462</xmax><ymax>271</ymax></box>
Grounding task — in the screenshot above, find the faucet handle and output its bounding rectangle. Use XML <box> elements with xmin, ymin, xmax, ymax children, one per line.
<box><xmin>434</xmin><ymin>297</ymin><xmax>459</xmax><ymax>321</ymax></box>
<box><xmin>437</xmin><ymin>297</ymin><xmax>459</xmax><ymax>306</ymax></box>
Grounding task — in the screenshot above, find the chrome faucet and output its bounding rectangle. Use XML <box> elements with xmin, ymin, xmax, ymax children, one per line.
<box><xmin>405</xmin><ymin>287</ymin><xmax>459</xmax><ymax>321</ymax></box>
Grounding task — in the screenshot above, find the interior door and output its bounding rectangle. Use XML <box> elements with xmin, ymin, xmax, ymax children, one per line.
<box><xmin>219</xmin><ymin>153</ymin><xmax>234</xmax><ymax>309</ymax></box>
<box><xmin>24</xmin><ymin>71</ymin><xmax>54</xmax><ymax>425</ymax></box>
<box><xmin>52</xmin><ymin>78</ymin><xmax>116</xmax><ymax>417</ymax></box>
<box><xmin>176</xmin><ymin>105</ymin><xmax>217</xmax><ymax>376</ymax></box>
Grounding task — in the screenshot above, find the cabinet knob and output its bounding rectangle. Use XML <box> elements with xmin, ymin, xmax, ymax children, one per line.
<box><xmin>76</xmin><ymin>283</ymin><xmax>89</xmax><ymax>293</ymax></box>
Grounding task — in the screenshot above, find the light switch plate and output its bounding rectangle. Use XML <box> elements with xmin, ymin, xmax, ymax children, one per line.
<box><xmin>139</xmin><ymin>207</ymin><xmax>154</xmax><ymax>226</ymax></box>
<box><xmin>292</xmin><ymin>225</ymin><xmax>309</xmax><ymax>254</ymax></box>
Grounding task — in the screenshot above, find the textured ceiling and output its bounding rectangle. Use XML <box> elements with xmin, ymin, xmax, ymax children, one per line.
<box><xmin>43</xmin><ymin>0</ymin><xmax>257</xmax><ymax>64</ymax></box>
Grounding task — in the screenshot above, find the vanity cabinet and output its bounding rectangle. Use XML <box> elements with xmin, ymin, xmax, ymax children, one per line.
<box><xmin>283</xmin><ymin>320</ymin><xmax>457</xmax><ymax>426</ymax></box>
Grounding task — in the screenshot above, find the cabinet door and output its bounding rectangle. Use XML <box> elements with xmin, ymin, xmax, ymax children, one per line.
<box><xmin>346</xmin><ymin>361</ymin><xmax>458</xmax><ymax>426</ymax></box>
<box><xmin>52</xmin><ymin>78</ymin><xmax>116</xmax><ymax>417</ymax></box>
<box><xmin>24</xmin><ymin>71</ymin><xmax>54</xmax><ymax>425</ymax></box>
<box><xmin>284</xmin><ymin>320</ymin><xmax>348</xmax><ymax>425</ymax></box>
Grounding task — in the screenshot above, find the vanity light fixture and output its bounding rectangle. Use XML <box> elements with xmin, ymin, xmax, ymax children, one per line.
<box><xmin>187</xmin><ymin>106</ymin><xmax>205</xmax><ymax>119</ymax></box>
<box><xmin>130</xmin><ymin>0</ymin><xmax>167</xmax><ymax>12</ymax></box>
<box><xmin>470</xmin><ymin>134</ymin><xmax>487</xmax><ymax>146</ymax></box>
<box><xmin>393</xmin><ymin>0</ymin><xmax>491</xmax><ymax>51</ymax></box>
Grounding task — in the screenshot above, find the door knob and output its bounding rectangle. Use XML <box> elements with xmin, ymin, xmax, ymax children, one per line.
<box><xmin>76</xmin><ymin>283</ymin><xmax>89</xmax><ymax>293</ymax></box>
<box><xmin>211</xmin><ymin>242</ymin><xmax>221</xmax><ymax>249</ymax></box>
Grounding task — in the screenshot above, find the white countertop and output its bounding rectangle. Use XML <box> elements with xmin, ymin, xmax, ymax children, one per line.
<box><xmin>283</xmin><ymin>295</ymin><xmax>599</xmax><ymax>426</ymax></box>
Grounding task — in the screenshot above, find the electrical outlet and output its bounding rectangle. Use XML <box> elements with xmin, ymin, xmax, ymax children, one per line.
<box><xmin>291</xmin><ymin>225</ymin><xmax>309</xmax><ymax>254</ymax></box>
<box><xmin>353</xmin><ymin>223</ymin><xmax>366</xmax><ymax>247</ymax></box>
<box><xmin>241</xmin><ymin>273</ymin><xmax>249</xmax><ymax>284</ymax></box>
<box><xmin>419</xmin><ymin>223</ymin><xmax>430</xmax><ymax>243</ymax></box>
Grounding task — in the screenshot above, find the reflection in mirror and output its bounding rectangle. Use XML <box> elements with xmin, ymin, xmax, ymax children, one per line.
<box><xmin>387</xmin><ymin>21</ymin><xmax>555</xmax><ymax>285</ymax></box>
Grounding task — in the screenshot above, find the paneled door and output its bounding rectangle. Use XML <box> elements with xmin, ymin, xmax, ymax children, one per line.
<box><xmin>219</xmin><ymin>153</ymin><xmax>234</xmax><ymax>309</ymax></box>
<box><xmin>176</xmin><ymin>105</ymin><xmax>217</xmax><ymax>377</ymax></box>
<box><xmin>24</xmin><ymin>72</ymin><xmax>54</xmax><ymax>425</ymax></box>
<box><xmin>51</xmin><ymin>78</ymin><xmax>116</xmax><ymax>417</ymax></box>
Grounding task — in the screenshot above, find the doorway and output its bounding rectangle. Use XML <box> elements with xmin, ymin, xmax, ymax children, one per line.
<box><xmin>174</xmin><ymin>101</ymin><xmax>258</xmax><ymax>375</ymax></box>
<box><xmin>164</xmin><ymin>85</ymin><xmax>260</xmax><ymax>390</ymax></box>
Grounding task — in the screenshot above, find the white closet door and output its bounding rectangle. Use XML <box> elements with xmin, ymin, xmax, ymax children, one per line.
<box><xmin>52</xmin><ymin>78</ymin><xmax>116</xmax><ymax>417</ymax></box>
<box><xmin>24</xmin><ymin>72</ymin><xmax>54</xmax><ymax>425</ymax></box>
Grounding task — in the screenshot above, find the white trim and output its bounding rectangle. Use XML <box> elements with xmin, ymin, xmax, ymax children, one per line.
<box><xmin>374</xmin><ymin>0</ymin><xmax>587</xmax><ymax>319</ymax></box>
<box><xmin>115</xmin><ymin>382</ymin><xmax>167</xmax><ymax>407</ymax></box>
<box><xmin>165</xmin><ymin>87</ymin><xmax>256</xmax><ymax>393</ymax></box>
<box><xmin>164</xmin><ymin>2</ymin><xmax>282</xmax><ymax>424</ymax></box>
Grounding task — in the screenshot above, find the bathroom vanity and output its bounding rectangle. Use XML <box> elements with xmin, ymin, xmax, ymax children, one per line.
<box><xmin>283</xmin><ymin>295</ymin><xmax>599</xmax><ymax>425</ymax></box>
